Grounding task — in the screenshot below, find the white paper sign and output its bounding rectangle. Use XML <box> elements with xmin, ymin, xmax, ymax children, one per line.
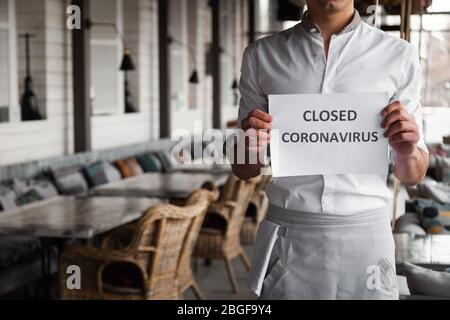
<box><xmin>269</xmin><ymin>92</ymin><xmax>389</xmax><ymax>177</ymax></box>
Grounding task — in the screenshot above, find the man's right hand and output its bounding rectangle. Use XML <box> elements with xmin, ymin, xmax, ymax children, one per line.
<box><xmin>240</xmin><ymin>108</ymin><xmax>273</xmax><ymax>156</ymax></box>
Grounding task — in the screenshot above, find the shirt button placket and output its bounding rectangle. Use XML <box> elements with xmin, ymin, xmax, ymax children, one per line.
<box><xmin>322</xmin><ymin>36</ymin><xmax>339</xmax><ymax>93</ymax></box>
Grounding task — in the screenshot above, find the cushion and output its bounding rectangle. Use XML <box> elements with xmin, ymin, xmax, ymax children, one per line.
<box><xmin>114</xmin><ymin>160</ymin><xmax>133</xmax><ymax>178</ymax></box>
<box><xmin>50</xmin><ymin>165</ymin><xmax>89</xmax><ymax>195</ymax></box>
<box><xmin>420</xmin><ymin>207</ymin><xmax>449</xmax><ymax>234</ymax></box>
<box><xmin>8</xmin><ymin>178</ymin><xmax>28</xmax><ymax>195</ymax></box>
<box><xmin>8</xmin><ymin>178</ymin><xmax>57</xmax><ymax>200</ymax></box>
<box><xmin>155</xmin><ymin>151</ymin><xmax>172</xmax><ymax>172</ymax></box>
<box><xmin>402</xmin><ymin>262</ymin><xmax>450</xmax><ymax>298</ymax></box>
<box><xmin>15</xmin><ymin>189</ymin><xmax>43</xmax><ymax>206</ymax></box>
<box><xmin>127</xmin><ymin>158</ymin><xmax>143</xmax><ymax>176</ymax></box>
<box><xmin>0</xmin><ymin>236</ymin><xmax>41</xmax><ymax>268</ymax></box>
<box><xmin>156</xmin><ymin>148</ymin><xmax>191</xmax><ymax>172</ymax></box>
<box><xmin>190</xmin><ymin>140</ymin><xmax>210</xmax><ymax>159</ymax></box>
<box><xmin>136</xmin><ymin>154</ymin><xmax>162</xmax><ymax>173</ymax></box>
<box><xmin>114</xmin><ymin>158</ymin><xmax>143</xmax><ymax>178</ymax></box>
<box><xmin>28</xmin><ymin>179</ymin><xmax>58</xmax><ymax>199</ymax></box>
<box><xmin>101</xmin><ymin>162</ymin><xmax>122</xmax><ymax>183</ymax></box>
<box><xmin>443</xmin><ymin>158</ymin><xmax>450</xmax><ymax>183</ymax></box>
<box><xmin>417</xmin><ymin>181</ymin><xmax>450</xmax><ymax>204</ymax></box>
<box><xmin>394</xmin><ymin>213</ymin><xmax>426</xmax><ymax>235</ymax></box>
<box><xmin>435</xmin><ymin>156</ymin><xmax>450</xmax><ymax>182</ymax></box>
<box><xmin>83</xmin><ymin>162</ymin><xmax>108</xmax><ymax>187</ymax></box>
<box><xmin>0</xmin><ymin>186</ymin><xmax>17</xmax><ymax>211</ymax></box>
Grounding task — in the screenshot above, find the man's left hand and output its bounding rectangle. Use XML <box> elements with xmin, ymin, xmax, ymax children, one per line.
<box><xmin>381</xmin><ymin>101</ymin><xmax>419</xmax><ymax>157</ymax></box>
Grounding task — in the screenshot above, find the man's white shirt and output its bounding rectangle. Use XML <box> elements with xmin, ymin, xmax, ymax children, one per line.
<box><xmin>238</xmin><ymin>10</ymin><xmax>428</xmax><ymax>215</ymax></box>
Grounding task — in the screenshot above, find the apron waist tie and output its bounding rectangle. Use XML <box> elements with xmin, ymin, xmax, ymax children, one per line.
<box><xmin>267</xmin><ymin>203</ymin><xmax>389</xmax><ymax>227</ymax></box>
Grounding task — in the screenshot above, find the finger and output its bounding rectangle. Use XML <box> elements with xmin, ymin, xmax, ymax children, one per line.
<box><xmin>381</xmin><ymin>101</ymin><xmax>402</xmax><ymax>117</ymax></box>
<box><xmin>389</xmin><ymin>132</ymin><xmax>419</xmax><ymax>144</ymax></box>
<box><xmin>249</xmin><ymin>108</ymin><xmax>273</xmax><ymax>123</ymax></box>
<box><xmin>381</xmin><ymin>109</ymin><xmax>412</xmax><ymax>128</ymax></box>
<box><xmin>247</xmin><ymin>141</ymin><xmax>269</xmax><ymax>153</ymax></box>
<box><xmin>247</xmin><ymin>116</ymin><xmax>271</xmax><ymax>130</ymax></box>
<box><xmin>246</xmin><ymin>133</ymin><xmax>271</xmax><ymax>146</ymax></box>
<box><xmin>254</xmin><ymin>130</ymin><xmax>270</xmax><ymax>141</ymax></box>
<box><xmin>383</xmin><ymin>120</ymin><xmax>417</xmax><ymax>138</ymax></box>
<box><xmin>241</xmin><ymin>118</ymin><xmax>250</xmax><ymax>130</ymax></box>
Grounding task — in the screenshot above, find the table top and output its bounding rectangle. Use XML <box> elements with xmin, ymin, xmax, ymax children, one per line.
<box><xmin>172</xmin><ymin>163</ymin><xmax>231</xmax><ymax>175</ymax></box>
<box><xmin>395</xmin><ymin>233</ymin><xmax>450</xmax><ymax>271</ymax></box>
<box><xmin>0</xmin><ymin>196</ymin><xmax>164</xmax><ymax>239</ymax></box>
<box><xmin>92</xmin><ymin>171</ymin><xmax>229</xmax><ymax>199</ymax></box>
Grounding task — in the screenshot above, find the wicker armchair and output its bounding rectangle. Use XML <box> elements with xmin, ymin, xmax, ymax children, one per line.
<box><xmin>176</xmin><ymin>187</ymin><xmax>220</xmax><ymax>299</ymax></box>
<box><xmin>241</xmin><ymin>175</ymin><xmax>271</xmax><ymax>245</ymax></box>
<box><xmin>58</xmin><ymin>189</ymin><xmax>218</xmax><ymax>300</ymax></box>
<box><xmin>193</xmin><ymin>175</ymin><xmax>258</xmax><ymax>293</ymax></box>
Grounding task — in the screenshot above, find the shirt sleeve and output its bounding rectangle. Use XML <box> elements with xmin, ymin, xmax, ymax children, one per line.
<box><xmin>390</xmin><ymin>45</ymin><xmax>428</xmax><ymax>154</ymax></box>
<box><xmin>237</xmin><ymin>44</ymin><xmax>268</xmax><ymax>128</ymax></box>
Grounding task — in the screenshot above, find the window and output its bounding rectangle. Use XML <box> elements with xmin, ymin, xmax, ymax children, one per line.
<box><xmin>0</xmin><ymin>0</ymin><xmax>17</xmax><ymax>123</ymax></box>
<box><xmin>378</xmin><ymin>0</ymin><xmax>450</xmax><ymax>107</ymax></box>
<box><xmin>90</xmin><ymin>0</ymin><xmax>123</xmax><ymax>115</ymax></box>
<box><xmin>169</xmin><ymin>0</ymin><xmax>189</xmax><ymax>111</ymax></box>
<box><xmin>377</xmin><ymin>0</ymin><xmax>450</xmax><ymax>142</ymax></box>
<box><xmin>220</xmin><ymin>0</ymin><xmax>236</xmax><ymax>108</ymax></box>
<box><xmin>412</xmin><ymin>1</ymin><xmax>450</xmax><ymax>107</ymax></box>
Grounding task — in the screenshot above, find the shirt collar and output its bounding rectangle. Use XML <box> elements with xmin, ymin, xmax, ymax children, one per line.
<box><xmin>300</xmin><ymin>9</ymin><xmax>361</xmax><ymax>35</ymax></box>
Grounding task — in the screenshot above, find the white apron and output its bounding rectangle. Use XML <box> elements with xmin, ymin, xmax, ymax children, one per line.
<box><xmin>248</xmin><ymin>204</ymin><xmax>399</xmax><ymax>300</ymax></box>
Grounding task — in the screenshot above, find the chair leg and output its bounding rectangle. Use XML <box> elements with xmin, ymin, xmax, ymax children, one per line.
<box><xmin>239</xmin><ymin>249</ymin><xmax>251</xmax><ymax>271</ymax></box>
<box><xmin>224</xmin><ymin>258</ymin><xmax>239</xmax><ymax>293</ymax></box>
<box><xmin>191</xmin><ymin>281</ymin><xmax>205</xmax><ymax>300</ymax></box>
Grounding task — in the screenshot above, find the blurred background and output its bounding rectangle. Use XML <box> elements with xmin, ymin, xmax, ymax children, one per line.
<box><xmin>0</xmin><ymin>0</ymin><xmax>449</xmax><ymax>300</ymax></box>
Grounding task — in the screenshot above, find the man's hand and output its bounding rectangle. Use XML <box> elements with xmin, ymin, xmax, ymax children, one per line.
<box><xmin>381</xmin><ymin>101</ymin><xmax>428</xmax><ymax>185</ymax></box>
<box><xmin>381</xmin><ymin>101</ymin><xmax>419</xmax><ymax>157</ymax></box>
<box><xmin>231</xmin><ymin>108</ymin><xmax>272</xmax><ymax>180</ymax></box>
<box><xmin>241</xmin><ymin>108</ymin><xmax>273</xmax><ymax>156</ymax></box>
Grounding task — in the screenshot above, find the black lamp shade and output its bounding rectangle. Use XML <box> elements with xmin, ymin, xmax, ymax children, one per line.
<box><xmin>189</xmin><ymin>70</ymin><xmax>200</xmax><ymax>84</ymax></box>
<box><xmin>120</xmin><ymin>49</ymin><xmax>135</xmax><ymax>71</ymax></box>
<box><xmin>231</xmin><ymin>79</ymin><xmax>238</xmax><ymax>90</ymax></box>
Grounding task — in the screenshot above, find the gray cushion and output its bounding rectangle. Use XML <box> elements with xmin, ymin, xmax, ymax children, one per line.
<box><xmin>402</xmin><ymin>262</ymin><xmax>450</xmax><ymax>298</ymax></box>
<box><xmin>156</xmin><ymin>151</ymin><xmax>173</xmax><ymax>172</ymax></box>
<box><xmin>157</xmin><ymin>147</ymin><xmax>192</xmax><ymax>172</ymax></box>
<box><xmin>394</xmin><ymin>213</ymin><xmax>426</xmax><ymax>235</ymax></box>
<box><xmin>9</xmin><ymin>177</ymin><xmax>57</xmax><ymax>200</ymax></box>
<box><xmin>29</xmin><ymin>179</ymin><xmax>58</xmax><ymax>199</ymax></box>
<box><xmin>418</xmin><ymin>181</ymin><xmax>450</xmax><ymax>204</ymax></box>
<box><xmin>0</xmin><ymin>186</ymin><xmax>17</xmax><ymax>211</ymax></box>
<box><xmin>0</xmin><ymin>236</ymin><xmax>41</xmax><ymax>268</ymax></box>
<box><xmin>436</xmin><ymin>156</ymin><xmax>450</xmax><ymax>182</ymax></box>
<box><xmin>101</xmin><ymin>162</ymin><xmax>122</xmax><ymax>183</ymax></box>
<box><xmin>51</xmin><ymin>165</ymin><xmax>88</xmax><ymax>195</ymax></box>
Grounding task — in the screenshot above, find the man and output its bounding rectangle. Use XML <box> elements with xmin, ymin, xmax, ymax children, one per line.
<box><xmin>233</xmin><ymin>0</ymin><xmax>429</xmax><ymax>299</ymax></box>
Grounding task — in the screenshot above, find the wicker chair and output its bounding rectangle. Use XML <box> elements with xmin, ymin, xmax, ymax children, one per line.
<box><xmin>176</xmin><ymin>187</ymin><xmax>220</xmax><ymax>299</ymax></box>
<box><xmin>193</xmin><ymin>175</ymin><xmax>258</xmax><ymax>293</ymax></box>
<box><xmin>241</xmin><ymin>174</ymin><xmax>271</xmax><ymax>245</ymax></box>
<box><xmin>58</xmin><ymin>189</ymin><xmax>217</xmax><ymax>300</ymax></box>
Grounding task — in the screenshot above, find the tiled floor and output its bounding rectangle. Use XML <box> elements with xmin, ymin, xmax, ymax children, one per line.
<box><xmin>184</xmin><ymin>245</ymin><xmax>255</xmax><ymax>300</ymax></box>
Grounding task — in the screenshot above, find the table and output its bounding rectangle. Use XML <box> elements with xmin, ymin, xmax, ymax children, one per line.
<box><xmin>395</xmin><ymin>233</ymin><xmax>450</xmax><ymax>272</ymax></box>
<box><xmin>172</xmin><ymin>163</ymin><xmax>231</xmax><ymax>175</ymax></box>
<box><xmin>0</xmin><ymin>195</ymin><xmax>165</xmax><ymax>297</ymax></box>
<box><xmin>92</xmin><ymin>171</ymin><xmax>229</xmax><ymax>199</ymax></box>
<box><xmin>0</xmin><ymin>196</ymin><xmax>164</xmax><ymax>239</ymax></box>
